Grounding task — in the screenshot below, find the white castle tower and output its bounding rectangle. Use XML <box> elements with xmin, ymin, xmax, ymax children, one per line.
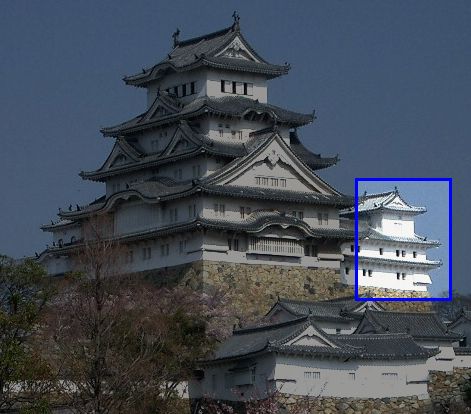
<box><xmin>340</xmin><ymin>188</ymin><xmax>441</xmax><ymax>293</ymax></box>
<box><xmin>38</xmin><ymin>17</ymin><xmax>353</xmax><ymax>279</ymax></box>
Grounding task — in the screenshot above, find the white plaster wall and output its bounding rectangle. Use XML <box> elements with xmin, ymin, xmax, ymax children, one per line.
<box><xmin>341</xmin><ymin>261</ymin><xmax>429</xmax><ymax>292</ymax></box>
<box><xmin>382</xmin><ymin>214</ymin><xmax>415</xmax><ymax>237</ymax></box>
<box><xmin>206</xmin><ymin>69</ymin><xmax>268</xmax><ymax>102</ymax></box>
<box><xmin>273</xmin><ymin>356</ymin><xmax>429</xmax><ymax>399</ymax></box>
<box><xmin>200</xmin><ymin>196</ymin><xmax>338</xmax><ymax>229</ymax></box>
<box><xmin>121</xmin><ymin>232</ymin><xmax>204</xmax><ymax>273</ymax></box>
<box><xmin>146</xmin><ymin>69</ymin><xmax>207</xmax><ymax>107</ymax></box>
<box><xmin>52</xmin><ymin>225</ymin><xmax>82</xmax><ymax>245</ymax></box>
<box><xmin>190</xmin><ymin>354</ymin><xmax>276</xmax><ymax>401</ymax></box>
<box><xmin>420</xmin><ymin>342</ymin><xmax>456</xmax><ymax>372</ymax></box>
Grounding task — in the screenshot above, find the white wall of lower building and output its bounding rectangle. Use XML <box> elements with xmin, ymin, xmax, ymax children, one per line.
<box><xmin>191</xmin><ymin>355</ymin><xmax>430</xmax><ymax>401</ymax></box>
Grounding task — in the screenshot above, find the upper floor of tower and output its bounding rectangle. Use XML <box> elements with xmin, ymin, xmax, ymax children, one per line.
<box><xmin>122</xmin><ymin>16</ymin><xmax>289</xmax><ymax>108</ymax></box>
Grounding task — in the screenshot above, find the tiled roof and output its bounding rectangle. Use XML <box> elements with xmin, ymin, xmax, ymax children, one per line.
<box><xmin>101</xmin><ymin>95</ymin><xmax>313</xmax><ymax>137</ymax></box>
<box><xmin>274</xmin><ymin>296</ymin><xmax>385</xmax><ymax>322</ymax></box>
<box><xmin>206</xmin><ymin>316</ymin><xmax>438</xmax><ymax>363</ymax></box>
<box><xmin>332</xmin><ymin>333</ymin><xmax>439</xmax><ymax>360</ymax></box>
<box><xmin>199</xmin><ymin>184</ymin><xmax>353</xmax><ymax>207</ymax></box>
<box><xmin>365</xmin><ymin>228</ymin><xmax>440</xmax><ymax>247</ymax></box>
<box><xmin>454</xmin><ymin>347</ymin><xmax>471</xmax><ymax>355</ymax></box>
<box><xmin>341</xmin><ymin>189</ymin><xmax>426</xmax><ymax>217</ymax></box>
<box><xmin>82</xmin><ymin>124</ymin><xmax>337</xmax><ymax>181</ymax></box>
<box><xmin>448</xmin><ymin>309</ymin><xmax>471</xmax><ymax>329</ymax></box>
<box><xmin>123</xmin><ymin>24</ymin><xmax>289</xmax><ymax>87</ymax></box>
<box><xmin>275</xmin><ymin>298</ymin><xmax>358</xmax><ymax>322</ymax></box>
<box><xmin>288</xmin><ymin>130</ymin><xmax>338</xmax><ymax>171</ymax></box>
<box><xmin>59</xmin><ymin>177</ymin><xmax>353</xmax><ymax>219</ymax></box>
<box><xmin>345</xmin><ymin>254</ymin><xmax>442</xmax><ymax>269</ymax></box>
<box><xmin>357</xmin><ymin>310</ymin><xmax>461</xmax><ymax>341</ymax></box>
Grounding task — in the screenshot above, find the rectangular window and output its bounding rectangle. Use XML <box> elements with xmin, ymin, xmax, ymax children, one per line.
<box><xmin>368</xmin><ymin>269</ymin><xmax>373</xmax><ymax>277</ymax></box>
<box><xmin>379</xmin><ymin>248</ymin><xmax>383</xmax><ymax>255</ymax></box>
<box><xmin>280</xmin><ymin>179</ymin><xmax>286</xmax><ymax>187</ymax></box>
<box><xmin>236</xmin><ymin>82</ymin><xmax>244</xmax><ymax>94</ymax></box>
<box><xmin>232</xmin><ymin>81</ymin><xmax>237</xmax><ymax>94</ymax></box>
<box><xmin>348</xmin><ymin>373</ymin><xmax>356</xmax><ymax>381</ymax></box>
<box><xmin>190</xmin><ymin>81</ymin><xmax>196</xmax><ymax>94</ymax></box>
<box><xmin>243</xmin><ymin>82</ymin><xmax>248</xmax><ymax>95</ymax></box>
<box><xmin>304</xmin><ymin>245</ymin><xmax>310</xmax><ymax>256</ymax></box>
<box><xmin>255</xmin><ymin>177</ymin><xmax>261</xmax><ymax>185</ymax></box>
<box><xmin>413</xmin><ymin>251</ymin><xmax>417</xmax><ymax>258</ymax></box>
<box><xmin>246</xmin><ymin>83</ymin><xmax>253</xmax><ymax>96</ymax></box>
<box><xmin>220</xmin><ymin>80</ymin><xmax>225</xmax><ymax>93</ymax></box>
<box><xmin>350</xmin><ymin>244</ymin><xmax>354</xmax><ymax>253</ymax></box>
<box><xmin>214</xmin><ymin>204</ymin><xmax>225</xmax><ymax>217</ymax></box>
<box><xmin>336</xmin><ymin>328</ymin><xmax>341</xmax><ymax>335</ymax></box>
<box><xmin>397</xmin><ymin>272</ymin><xmax>400</xmax><ymax>280</ymax></box>
<box><xmin>345</xmin><ymin>267</ymin><xmax>350</xmax><ymax>275</ymax></box>
<box><xmin>317</xmin><ymin>212</ymin><xmax>323</xmax><ymax>225</ymax></box>
<box><xmin>304</xmin><ymin>371</ymin><xmax>321</xmax><ymax>380</ymax></box>
<box><xmin>182</xmin><ymin>83</ymin><xmax>187</xmax><ymax>96</ymax></box>
<box><xmin>188</xmin><ymin>204</ymin><xmax>196</xmax><ymax>218</ymax></box>
<box><xmin>401</xmin><ymin>250</ymin><xmax>406</xmax><ymax>257</ymax></box>
<box><xmin>173</xmin><ymin>86</ymin><xmax>178</xmax><ymax>96</ymax></box>
<box><xmin>219</xmin><ymin>129</ymin><xmax>224</xmax><ymax>137</ymax></box>
<box><xmin>362</xmin><ymin>269</ymin><xmax>367</xmax><ymax>276</ymax></box>
<box><xmin>240</xmin><ymin>206</ymin><xmax>245</xmax><ymax>219</ymax></box>
<box><xmin>142</xmin><ymin>247</ymin><xmax>151</xmax><ymax>260</ymax></box>
<box><xmin>233</xmin><ymin>239</ymin><xmax>239</xmax><ymax>251</ymax></box>
<box><xmin>125</xmin><ymin>250</ymin><xmax>134</xmax><ymax>264</ymax></box>
<box><xmin>231</xmin><ymin>130</ymin><xmax>236</xmax><ymax>138</ymax></box>
<box><xmin>396</xmin><ymin>249</ymin><xmax>400</xmax><ymax>257</ymax></box>
<box><xmin>228</xmin><ymin>239</ymin><xmax>232</xmax><ymax>251</ymax></box>
<box><xmin>271</xmin><ymin>178</ymin><xmax>279</xmax><ymax>187</ymax></box>
<box><xmin>323</xmin><ymin>213</ymin><xmax>329</xmax><ymax>225</ymax></box>
<box><xmin>262</xmin><ymin>177</ymin><xmax>269</xmax><ymax>185</ymax></box>
<box><xmin>402</xmin><ymin>273</ymin><xmax>406</xmax><ymax>280</ymax></box>
<box><xmin>357</xmin><ymin>245</ymin><xmax>361</xmax><ymax>252</ymax></box>
<box><xmin>238</xmin><ymin>131</ymin><xmax>243</xmax><ymax>140</ymax></box>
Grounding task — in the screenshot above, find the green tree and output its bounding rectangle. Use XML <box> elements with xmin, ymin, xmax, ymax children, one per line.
<box><xmin>0</xmin><ymin>255</ymin><xmax>54</xmax><ymax>411</ymax></box>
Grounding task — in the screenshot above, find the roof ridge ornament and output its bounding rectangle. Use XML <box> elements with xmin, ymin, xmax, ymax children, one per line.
<box><xmin>172</xmin><ymin>28</ymin><xmax>180</xmax><ymax>48</ymax></box>
<box><xmin>232</xmin><ymin>11</ymin><xmax>240</xmax><ymax>30</ymax></box>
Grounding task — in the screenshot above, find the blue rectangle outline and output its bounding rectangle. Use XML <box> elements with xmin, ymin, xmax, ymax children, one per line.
<box><xmin>353</xmin><ymin>177</ymin><xmax>452</xmax><ymax>302</ymax></box>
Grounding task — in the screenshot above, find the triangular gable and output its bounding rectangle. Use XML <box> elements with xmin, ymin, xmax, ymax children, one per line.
<box><xmin>142</xmin><ymin>95</ymin><xmax>180</xmax><ymax>123</ymax></box>
<box><xmin>285</xmin><ymin>324</ymin><xmax>339</xmax><ymax>348</ymax></box>
<box><xmin>384</xmin><ymin>193</ymin><xmax>412</xmax><ymax>209</ymax></box>
<box><xmin>160</xmin><ymin>124</ymin><xmax>202</xmax><ymax>157</ymax></box>
<box><xmin>205</xmin><ymin>133</ymin><xmax>341</xmax><ymax>196</ymax></box>
<box><xmin>351</xmin><ymin>301</ymin><xmax>384</xmax><ymax>314</ymax></box>
<box><xmin>99</xmin><ymin>139</ymin><xmax>140</xmax><ymax>172</ymax></box>
<box><xmin>215</xmin><ymin>35</ymin><xmax>260</xmax><ymax>61</ymax></box>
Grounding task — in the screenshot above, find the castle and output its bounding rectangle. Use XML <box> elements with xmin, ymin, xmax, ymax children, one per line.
<box><xmin>35</xmin><ymin>16</ymin><xmax>464</xmax><ymax>413</ymax></box>
<box><xmin>37</xmin><ymin>17</ymin><xmax>441</xmax><ymax>317</ymax></box>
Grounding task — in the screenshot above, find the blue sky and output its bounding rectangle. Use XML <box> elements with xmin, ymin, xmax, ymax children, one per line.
<box><xmin>357</xmin><ymin>180</ymin><xmax>451</xmax><ymax>297</ymax></box>
<box><xmin>0</xmin><ymin>1</ymin><xmax>469</xmax><ymax>290</ymax></box>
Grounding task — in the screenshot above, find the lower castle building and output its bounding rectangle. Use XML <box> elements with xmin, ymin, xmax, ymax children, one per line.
<box><xmin>191</xmin><ymin>296</ymin><xmax>467</xmax><ymax>412</ymax></box>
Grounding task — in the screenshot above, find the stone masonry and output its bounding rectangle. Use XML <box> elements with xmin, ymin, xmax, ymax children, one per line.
<box><xmin>142</xmin><ymin>260</ymin><xmax>431</xmax><ymax>320</ymax></box>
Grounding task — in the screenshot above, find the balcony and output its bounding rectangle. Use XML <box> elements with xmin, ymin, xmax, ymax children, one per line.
<box><xmin>248</xmin><ymin>237</ymin><xmax>304</xmax><ymax>257</ymax></box>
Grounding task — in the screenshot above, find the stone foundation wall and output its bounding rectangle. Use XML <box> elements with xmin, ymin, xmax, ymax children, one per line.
<box><xmin>140</xmin><ymin>261</ymin><xmax>432</xmax><ymax>320</ymax></box>
<box><xmin>193</xmin><ymin>395</ymin><xmax>433</xmax><ymax>414</ymax></box>
<box><xmin>280</xmin><ymin>394</ymin><xmax>432</xmax><ymax>414</ymax></box>
<box><xmin>428</xmin><ymin>367</ymin><xmax>471</xmax><ymax>408</ymax></box>
<box><xmin>358</xmin><ymin>287</ymin><xmax>432</xmax><ymax>312</ymax></box>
